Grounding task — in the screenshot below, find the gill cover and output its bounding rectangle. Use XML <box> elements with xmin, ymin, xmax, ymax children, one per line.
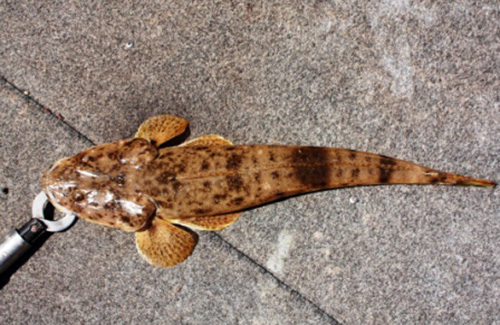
<box><xmin>42</xmin><ymin>138</ymin><xmax>158</xmax><ymax>231</ymax></box>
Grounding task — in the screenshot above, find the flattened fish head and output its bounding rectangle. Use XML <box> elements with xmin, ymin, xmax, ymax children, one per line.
<box><xmin>42</xmin><ymin>138</ymin><xmax>158</xmax><ymax>231</ymax></box>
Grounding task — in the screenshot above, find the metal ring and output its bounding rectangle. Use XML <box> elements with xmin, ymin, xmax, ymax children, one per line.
<box><xmin>32</xmin><ymin>192</ymin><xmax>76</xmax><ymax>232</ymax></box>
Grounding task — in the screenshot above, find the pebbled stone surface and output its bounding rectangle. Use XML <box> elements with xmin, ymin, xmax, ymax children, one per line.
<box><xmin>1</xmin><ymin>1</ymin><xmax>499</xmax><ymax>323</ymax></box>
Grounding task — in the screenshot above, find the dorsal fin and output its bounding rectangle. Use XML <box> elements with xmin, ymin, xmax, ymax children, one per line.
<box><xmin>180</xmin><ymin>134</ymin><xmax>232</xmax><ymax>146</ymax></box>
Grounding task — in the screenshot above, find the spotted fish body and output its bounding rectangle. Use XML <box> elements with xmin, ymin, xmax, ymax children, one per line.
<box><xmin>41</xmin><ymin>115</ymin><xmax>496</xmax><ymax>268</ymax></box>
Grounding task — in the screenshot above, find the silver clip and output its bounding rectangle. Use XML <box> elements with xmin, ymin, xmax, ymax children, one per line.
<box><xmin>0</xmin><ymin>192</ymin><xmax>76</xmax><ymax>275</ymax></box>
<box><xmin>32</xmin><ymin>192</ymin><xmax>76</xmax><ymax>232</ymax></box>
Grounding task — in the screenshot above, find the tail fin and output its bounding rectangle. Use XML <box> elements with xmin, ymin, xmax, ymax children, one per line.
<box><xmin>426</xmin><ymin>171</ymin><xmax>496</xmax><ymax>188</ymax></box>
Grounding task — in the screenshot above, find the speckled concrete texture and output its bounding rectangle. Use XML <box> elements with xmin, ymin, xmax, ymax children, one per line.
<box><xmin>1</xmin><ymin>1</ymin><xmax>499</xmax><ymax>324</ymax></box>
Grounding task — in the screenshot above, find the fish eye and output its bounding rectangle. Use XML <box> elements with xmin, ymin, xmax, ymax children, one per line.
<box><xmin>73</xmin><ymin>191</ymin><xmax>85</xmax><ymax>201</ymax></box>
<box><xmin>81</xmin><ymin>155</ymin><xmax>94</xmax><ymax>163</ymax></box>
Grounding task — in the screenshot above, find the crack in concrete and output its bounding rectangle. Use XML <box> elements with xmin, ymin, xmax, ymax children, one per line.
<box><xmin>0</xmin><ymin>75</ymin><xmax>94</xmax><ymax>147</ymax></box>
<box><xmin>211</xmin><ymin>232</ymin><xmax>342</xmax><ymax>325</ymax></box>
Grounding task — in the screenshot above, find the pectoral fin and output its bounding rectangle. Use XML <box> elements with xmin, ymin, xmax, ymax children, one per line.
<box><xmin>180</xmin><ymin>134</ymin><xmax>233</xmax><ymax>146</ymax></box>
<box><xmin>135</xmin><ymin>114</ymin><xmax>189</xmax><ymax>146</ymax></box>
<box><xmin>135</xmin><ymin>217</ymin><xmax>198</xmax><ymax>268</ymax></box>
<box><xmin>170</xmin><ymin>212</ymin><xmax>241</xmax><ymax>231</ymax></box>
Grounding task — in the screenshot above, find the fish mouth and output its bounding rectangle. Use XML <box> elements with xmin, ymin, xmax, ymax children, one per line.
<box><xmin>42</xmin><ymin>157</ymin><xmax>78</xmax><ymax>216</ymax></box>
<box><xmin>48</xmin><ymin>194</ymin><xmax>74</xmax><ymax>215</ymax></box>
<box><xmin>43</xmin><ymin>183</ymin><xmax>75</xmax><ymax>215</ymax></box>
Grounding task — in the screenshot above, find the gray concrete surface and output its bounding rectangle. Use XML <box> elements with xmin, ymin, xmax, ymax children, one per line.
<box><xmin>1</xmin><ymin>1</ymin><xmax>499</xmax><ymax>324</ymax></box>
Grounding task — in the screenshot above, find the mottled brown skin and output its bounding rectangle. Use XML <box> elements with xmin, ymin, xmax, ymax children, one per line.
<box><xmin>42</xmin><ymin>112</ymin><xmax>497</xmax><ymax>269</ymax></box>
<box><xmin>42</xmin><ymin>138</ymin><xmax>159</xmax><ymax>231</ymax></box>
<box><xmin>42</xmin><ymin>138</ymin><xmax>496</xmax><ymax>232</ymax></box>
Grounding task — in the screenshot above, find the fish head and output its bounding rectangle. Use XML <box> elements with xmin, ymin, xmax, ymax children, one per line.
<box><xmin>42</xmin><ymin>138</ymin><xmax>158</xmax><ymax>231</ymax></box>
